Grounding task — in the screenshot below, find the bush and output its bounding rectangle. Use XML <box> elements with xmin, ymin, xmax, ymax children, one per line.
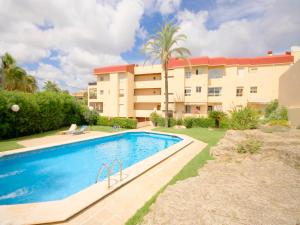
<box><xmin>149</xmin><ymin>112</ymin><xmax>177</xmax><ymax>127</ymax></box>
<box><xmin>97</xmin><ymin>116</ymin><xmax>111</xmax><ymax>126</ymax></box>
<box><xmin>150</xmin><ymin>112</ymin><xmax>160</xmax><ymax>126</ymax></box>
<box><xmin>183</xmin><ymin>117</ymin><xmax>214</xmax><ymax>128</ymax></box>
<box><xmin>208</xmin><ymin>111</ymin><xmax>227</xmax><ymax>128</ymax></box>
<box><xmin>176</xmin><ymin>118</ymin><xmax>183</xmax><ymax>126</ymax></box>
<box><xmin>237</xmin><ymin>138</ymin><xmax>262</xmax><ymax>154</ymax></box>
<box><xmin>265</xmin><ymin>99</ymin><xmax>288</xmax><ymax>121</ymax></box>
<box><xmin>111</xmin><ymin>117</ymin><xmax>137</xmax><ymax>129</ymax></box>
<box><xmin>169</xmin><ymin>117</ymin><xmax>177</xmax><ymax>127</ymax></box>
<box><xmin>0</xmin><ymin>90</ymin><xmax>86</xmax><ymax>139</ymax></box>
<box><xmin>265</xmin><ymin>99</ymin><xmax>279</xmax><ymax>118</ymax></box>
<box><xmin>83</xmin><ymin>109</ymin><xmax>98</xmax><ymax>125</ymax></box>
<box><xmin>230</xmin><ymin>107</ymin><xmax>259</xmax><ymax>130</ymax></box>
<box><xmin>268</xmin><ymin>120</ymin><xmax>290</xmax><ymax>127</ymax></box>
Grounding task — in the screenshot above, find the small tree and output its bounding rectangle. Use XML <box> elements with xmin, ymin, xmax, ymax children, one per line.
<box><xmin>208</xmin><ymin>110</ymin><xmax>226</xmax><ymax>128</ymax></box>
<box><xmin>43</xmin><ymin>80</ymin><xmax>61</xmax><ymax>92</ymax></box>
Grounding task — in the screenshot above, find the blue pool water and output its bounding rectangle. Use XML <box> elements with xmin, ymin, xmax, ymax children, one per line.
<box><xmin>0</xmin><ymin>132</ymin><xmax>181</xmax><ymax>205</ymax></box>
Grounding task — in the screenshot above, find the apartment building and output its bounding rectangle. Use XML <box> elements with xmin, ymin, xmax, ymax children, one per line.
<box><xmin>88</xmin><ymin>49</ymin><xmax>300</xmax><ymax>120</ymax></box>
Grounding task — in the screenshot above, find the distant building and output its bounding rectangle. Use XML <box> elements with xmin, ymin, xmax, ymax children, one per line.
<box><xmin>88</xmin><ymin>48</ymin><xmax>300</xmax><ymax>124</ymax></box>
<box><xmin>72</xmin><ymin>89</ymin><xmax>87</xmax><ymax>101</ymax></box>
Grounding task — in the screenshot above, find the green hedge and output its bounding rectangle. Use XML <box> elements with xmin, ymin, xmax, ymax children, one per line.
<box><xmin>183</xmin><ymin>117</ymin><xmax>215</xmax><ymax>128</ymax></box>
<box><xmin>97</xmin><ymin>116</ymin><xmax>137</xmax><ymax>129</ymax></box>
<box><xmin>230</xmin><ymin>107</ymin><xmax>259</xmax><ymax>130</ymax></box>
<box><xmin>0</xmin><ymin>90</ymin><xmax>88</xmax><ymax>139</ymax></box>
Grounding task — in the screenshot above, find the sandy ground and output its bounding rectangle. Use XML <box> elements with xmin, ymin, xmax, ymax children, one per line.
<box><xmin>142</xmin><ymin>129</ymin><xmax>300</xmax><ymax>225</ymax></box>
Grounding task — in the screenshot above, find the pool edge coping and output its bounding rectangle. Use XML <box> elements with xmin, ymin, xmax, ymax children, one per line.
<box><xmin>0</xmin><ymin>130</ymin><xmax>195</xmax><ymax>225</ymax></box>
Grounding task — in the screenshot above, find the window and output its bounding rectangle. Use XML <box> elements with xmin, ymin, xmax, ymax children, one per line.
<box><xmin>119</xmin><ymin>89</ymin><xmax>124</xmax><ymax>97</ymax></box>
<box><xmin>184</xmin><ymin>87</ymin><xmax>191</xmax><ymax>96</ymax></box>
<box><xmin>196</xmin><ymin>68</ymin><xmax>204</xmax><ymax>75</ymax></box>
<box><xmin>196</xmin><ymin>86</ymin><xmax>201</xmax><ymax>93</ymax></box>
<box><xmin>236</xmin><ymin>87</ymin><xmax>244</xmax><ymax>97</ymax></box>
<box><xmin>208</xmin><ymin>87</ymin><xmax>222</xmax><ymax>96</ymax></box>
<box><xmin>208</xmin><ymin>68</ymin><xmax>223</xmax><ymax>79</ymax></box>
<box><xmin>100</xmin><ymin>77</ymin><xmax>104</xmax><ymax>81</ymax></box>
<box><xmin>185</xmin><ymin>105</ymin><xmax>191</xmax><ymax>113</ymax></box>
<box><xmin>99</xmin><ymin>90</ymin><xmax>104</xmax><ymax>95</ymax></box>
<box><xmin>250</xmin><ymin>86</ymin><xmax>257</xmax><ymax>93</ymax></box>
<box><xmin>207</xmin><ymin>106</ymin><xmax>213</xmax><ymax>112</ymax></box>
<box><xmin>89</xmin><ymin>88</ymin><xmax>97</xmax><ymax>99</ymax></box>
<box><xmin>185</xmin><ymin>70</ymin><xmax>192</xmax><ymax>78</ymax></box>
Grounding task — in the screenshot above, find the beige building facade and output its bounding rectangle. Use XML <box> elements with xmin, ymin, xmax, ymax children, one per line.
<box><xmin>88</xmin><ymin>49</ymin><xmax>300</xmax><ymax>122</ymax></box>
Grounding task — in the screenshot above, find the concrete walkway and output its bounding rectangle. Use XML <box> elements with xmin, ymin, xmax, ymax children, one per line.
<box><xmin>53</xmin><ymin>139</ymin><xmax>206</xmax><ymax>225</ymax></box>
<box><xmin>18</xmin><ymin>131</ymin><xmax>107</xmax><ymax>148</ymax></box>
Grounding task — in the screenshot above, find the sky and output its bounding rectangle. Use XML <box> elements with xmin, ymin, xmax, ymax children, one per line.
<box><xmin>0</xmin><ymin>0</ymin><xmax>300</xmax><ymax>92</ymax></box>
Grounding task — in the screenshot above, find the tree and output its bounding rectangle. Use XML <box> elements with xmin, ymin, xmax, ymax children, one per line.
<box><xmin>208</xmin><ymin>110</ymin><xmax>226</xmax><ymax>128</ymax></box>
<box><xmin>43</xmin><ymin>80</ymin><xmax>61</xmax><ymax>92</ymax></box>
<box><xmin>143</xmin><ymin>22</ymin><xmax>190</xmax><ymax>127</ymax></box>
<box><xmin>25</xmin><ymin>75</ymin><xmax>38</xmax><ymax>93</ymax></box>
<box><xmin>0</xmin><ymin>53</ymin><xmax>38</xmax><ymax>92</ymax></box>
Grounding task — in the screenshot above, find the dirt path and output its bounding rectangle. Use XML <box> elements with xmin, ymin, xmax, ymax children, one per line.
<box><xmin>142</xmin><ymin>129</ymin><xmax>300</xmax><ymax>225</ymax></box>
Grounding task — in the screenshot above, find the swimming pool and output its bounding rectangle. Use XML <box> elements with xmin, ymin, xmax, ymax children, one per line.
<box><xmin>0</xmin><ymin>132</ymin><xmax>182</xmax><ymax>205</ymax></box>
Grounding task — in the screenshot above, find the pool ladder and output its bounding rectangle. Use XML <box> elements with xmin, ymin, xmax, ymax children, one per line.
<box><xmin>95</xmin><ymin>159</ymin><xmax>123</xmax><ymax>188</ymax></box>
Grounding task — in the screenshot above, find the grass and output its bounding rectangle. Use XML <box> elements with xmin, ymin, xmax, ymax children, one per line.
<box><xmin>0</xmin><ymin>125</ymin><xmax>127</xmax><ymax>152</ymax></box>
<box><xmin>126</xmin><ymin>127</ymin><xmax>226</xmax><ymax>225</ymax></box>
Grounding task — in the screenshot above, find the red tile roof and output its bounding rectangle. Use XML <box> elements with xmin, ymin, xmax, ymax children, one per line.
<box><xmin>93</xmin><ymin>54</ymin><xmax>294</xmax><ymax>74</ymax></box>
<box><xmin>168</xmin><ymin>54</ymin><xmax>294</xmax><ymax>68</ymax></box>
<box><xmin>94</xmin><ymin>64</ymin><xmax>135</xmax><ymax>75</ymax></box>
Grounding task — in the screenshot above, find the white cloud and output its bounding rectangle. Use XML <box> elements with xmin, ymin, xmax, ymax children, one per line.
<box><xmin>177</xmin><ymin>0</ymin><xmax>300</xmax><ymax>57</ymax></box>
<box><xmin>144</xmin><ymin>0</ymin><xmax>181</xmax><ymax>15</ymax></box>
<box><xmin>0</xmin><ymin>0</ymin><xmax>144</xmax><ymax>91</ymax></box>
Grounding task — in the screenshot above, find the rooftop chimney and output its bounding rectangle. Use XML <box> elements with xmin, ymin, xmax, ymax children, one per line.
<box><xmin>267</xmin><ymin>50</ymin><xmax>273</xmax><ymax>56</ymax></box>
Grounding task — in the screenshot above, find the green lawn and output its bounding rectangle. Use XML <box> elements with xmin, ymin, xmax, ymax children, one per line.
<box><xmin>126</xmin><ymin>127</ymin><xmax>226</xmax><ymax>225</ymax></box>
<box><xmin>0</xmin><ymin>125</ymin><xmax>127</xmax><ymax>152</ymax></box>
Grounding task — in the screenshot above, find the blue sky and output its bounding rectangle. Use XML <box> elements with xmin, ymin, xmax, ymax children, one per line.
<box><xmin>0</xmin><ymin>0</ymin><xmax>299</xmax><ymax>92</ymax></box>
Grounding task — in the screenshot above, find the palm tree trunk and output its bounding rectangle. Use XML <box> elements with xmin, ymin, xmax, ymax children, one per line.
<box><xmin>164</xmin><ymin>61</ymin><xmax>169</xmax><ymax>127</ymax></box>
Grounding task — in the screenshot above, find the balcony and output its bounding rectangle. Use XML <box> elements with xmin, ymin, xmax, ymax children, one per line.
<box><xmin>134</xmin><ymin>95</ymin><xmax>162</xmax><ymax>102</ymax></box>
<box><xmin>134</xmin><ymin>80</ymin><xmax>161</xmax><ymax>89</ymax></box>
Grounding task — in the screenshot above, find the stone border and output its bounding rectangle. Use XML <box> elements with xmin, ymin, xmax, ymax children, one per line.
<box><xmin>0</xmin><ymin>130</ymin><xmax>193</xmax><ymax>225</ymax></box>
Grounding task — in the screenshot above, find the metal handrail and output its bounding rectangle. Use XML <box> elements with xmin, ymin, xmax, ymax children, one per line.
<box><xmin>110</xmin><ymin>159</ymin><xmax>123</xmax><ymax>182</ymax></box>
<box><xmin>95</xmin><ymin>160</ymin><xmax>123</xmax><ymax>188</ymax></box>
<box><xmin>95</xmin><ymin>163</ymin><xmax>110</xmax><ymax>187</ymax></box>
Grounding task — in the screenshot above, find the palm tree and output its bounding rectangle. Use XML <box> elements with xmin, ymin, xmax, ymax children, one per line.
<box><xmin>25</xmin><ymin>75</ymin><xmax>38</xmax><ymax>93</ymax></box>
<box><xmin>144</xmin><ymin>22</ymin><xmax>190</xmax><ymax>127</ymax></box>
<box><xmin>43</xmin><ymin>80</ymin><xmax>61</xmax><ymax>92</ymax></box>
<box><xmin>0</xmin><ymin>53</ymin><xmax>36</xmax><ymax>92</ymax></box>
<box><xmin>0</xmin><ymin>53</ymin><xmax>16</xmax><ymax>89</ymax></box>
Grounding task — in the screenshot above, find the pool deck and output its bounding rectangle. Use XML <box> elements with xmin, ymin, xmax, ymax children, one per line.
<box><xmin>0</xmin><ymin>129</ymin><xmax>206</xmax><ymax>225</ymax></box>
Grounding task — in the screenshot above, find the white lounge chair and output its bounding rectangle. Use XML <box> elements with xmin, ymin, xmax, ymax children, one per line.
<box><xmin>61</xmin><ymin>124</ymin><xmax>77</xmax><ymax>134</ymax></box>
<box><xmin>73</xmin><ymin>125</ymin><xmax>88</xmax><ymax>135</ymax></box>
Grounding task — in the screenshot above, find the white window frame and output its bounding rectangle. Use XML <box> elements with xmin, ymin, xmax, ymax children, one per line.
<box><xmin>185</xmin><ymin>105</ymin><xmax>192</xmax><ymax>113</ymax></box>
<box><xmin>236</xmin><ymin>87</ymin><xmax>244</xmax><ymax>97</ymax></box>
<box><xmin>208</xmin><ymin>87</ymin><xmax>222</xmax><ymax>96</ymax></box>
<box><xmin>184</xmin><ymin>87</ymin><xmax>191</xmax><ymax>96</ymax></box>
<box><xmin>196</xmin><ymin>86</ymin><xmax>201</xmax><ymax>93</ymax></box>
<box><xmin>185</xmin><ymin>70</ymin><xmax>192</xmax><ymax>79</ymax></box>
<box><xmin>250</xmin><ymin>86</ymin><xmax>257</xmax><ymax>93</ymax></box>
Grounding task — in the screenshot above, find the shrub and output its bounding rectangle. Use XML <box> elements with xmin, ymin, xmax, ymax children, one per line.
<box><xmin>0</xmin><ymin>90</ymin><xmax>86</xmax><ymax>139</ymax></box>
<box><xmin>230</xmin><ymin>107</ymin><xmax>259</xmax><ymax>130</ymax></box>
<box><xmin>169</xmin><ymin>117</ymin><xmax>177</xmax><ymax>127</ymax></box>
<box><xmin>237</xmin><ymin>138</ymin><xmax>262</xmax><ymax>154</ymax></box>
<box><xmin>265</xmin><ymin>99</ymin><xmax>279</xmax><ymax>118</ymax></box>
<box><xmin>176</xmin><ymin>118</ymin><xmax>183</xmax><ymax>126</ymax></box>
<box><xmin>110</xmin><ymin>117</ymin><xmax>137</xmax><ymax>129</ymax></box>
<box><xmin>97</xmin><ymin>116</ymin><xmax>111</xmax><ymax>126</ymax></box>
<box><xmin>83</xmin><ymin>109</ymin><xmax>98</xmax><ymax>125</ymax></box>
<box><xmin>265</xmin><ymin>99</ymin><xmax>288</xmax><ymax>121</ymax></box>
<box><xmin>208</xmin><ymin>111</ymin><xmax>226</xmax><ymax>128</ymax></box>
<box><xmin>150</xmin><ymin>112</ymin><xmax>160</xmax><ymax>126</ymax></box>
<box><xmin>268</xmin><ymin>120</ymin><xmax>290</xmax><ymax>127</ymax></box>
<box><xmin>183</xmin><ymin>117</ymin><xmax>214</xmax><ymax>128</ymax></box>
